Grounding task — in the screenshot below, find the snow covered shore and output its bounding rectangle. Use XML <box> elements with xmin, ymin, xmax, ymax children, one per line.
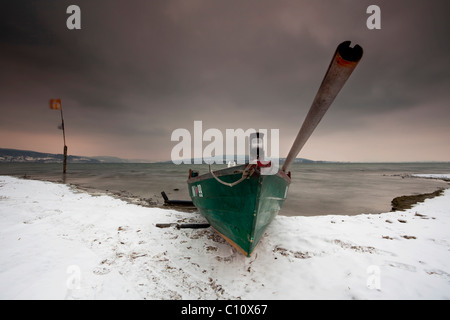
<box><xmin>0</xmin><ymin>175</ymin><xmax>449</xmax><ymax>300</ymax></box>
<box><xmin>412</xmin><ymin>174</ymin><xmax>450</xmax><ymax>181</ymax></box>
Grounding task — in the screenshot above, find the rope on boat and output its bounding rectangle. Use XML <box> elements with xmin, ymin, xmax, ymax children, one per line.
<box><xmin>209</xmin><ymin>165</ymin><xmax>256</xmax><ymax>187</ymax></box>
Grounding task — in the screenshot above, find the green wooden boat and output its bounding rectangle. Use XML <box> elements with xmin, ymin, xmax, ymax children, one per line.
<box><xmin>187</xmin><ymin>41</ymin><xmax>363</xmax><ymax>257</ymax></box>
<box><xmin>188</xmin><ymin>163</ymin><xmax>291</xmax><ymax>256</ymax></box>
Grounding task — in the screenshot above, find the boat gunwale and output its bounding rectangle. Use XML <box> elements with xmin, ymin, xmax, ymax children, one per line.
<box><xmin>187</xmin><ymin>164</ymin><xmax>291</xmax><ymax>184</ymax></box>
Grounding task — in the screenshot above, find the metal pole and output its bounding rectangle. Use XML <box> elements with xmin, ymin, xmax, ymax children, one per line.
<box><xmin>60</xmin><ymin>106</ymin><xmax>67</xmax><ymax>174</ymax></box>
<box><xmin>281</xmin><ymin>41</ymin><xmax>363</xmax><ymax>172</ymax></box>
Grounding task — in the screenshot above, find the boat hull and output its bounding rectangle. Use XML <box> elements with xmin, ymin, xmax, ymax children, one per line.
<box><xmin>187</xmin><ymin>165</ymin><xmax>290</xmax><ymax>256</ymax></box>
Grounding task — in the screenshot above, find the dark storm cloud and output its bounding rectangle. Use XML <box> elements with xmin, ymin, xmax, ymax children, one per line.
<box><xmin>0</xmin><ymin>0</ymin><xmax>449</xmax><ymax>161</ymax></box>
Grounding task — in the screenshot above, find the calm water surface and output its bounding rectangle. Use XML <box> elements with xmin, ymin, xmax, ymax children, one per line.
<box><xmin>1</xmin><ymin>162</ymin><xmax>448</xmax><ymax>216</ymax></box>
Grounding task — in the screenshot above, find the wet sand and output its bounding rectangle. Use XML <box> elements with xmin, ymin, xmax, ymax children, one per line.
<box><xmin>391</xmin><ymin>188</ymin><xmax>445</xmax><ymax>211</ymax></box>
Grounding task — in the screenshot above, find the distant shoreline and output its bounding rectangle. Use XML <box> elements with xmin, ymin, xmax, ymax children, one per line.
<box><xmin>1</xmin><ymin>147</ymin><xmax>449</xmax><ymax>164</ymax></box>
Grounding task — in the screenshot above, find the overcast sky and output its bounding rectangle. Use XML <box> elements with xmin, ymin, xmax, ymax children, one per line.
<box><xmin>1</xmin><ymin>0</ymin><xmax>449</xmax><ymax>162</ymax></box>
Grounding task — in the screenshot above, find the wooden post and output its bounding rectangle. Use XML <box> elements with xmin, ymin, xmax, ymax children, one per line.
<box><xmin>50</xmin><ymin>99</ymin><xmax>67</xmax><ymax>174</ymax></box>
<box><xmin>60</xmin><ymin>106</ymin><xmax>67</xmax><ymax>174</ymax></box>
<box><xmin>63</xmin><ymin>145</ymin><xmax>67</xmax><ymax>174</ymax></box>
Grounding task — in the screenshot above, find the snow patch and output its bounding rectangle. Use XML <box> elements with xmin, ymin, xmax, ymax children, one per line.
<box><xmin>0</xmin><ymin>175</ymin><xmax>449</xmax><ymax>299</ymax></box>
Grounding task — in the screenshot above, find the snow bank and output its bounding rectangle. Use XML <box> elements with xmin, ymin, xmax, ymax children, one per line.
<box><xmin>412</xmin><ymin>174</ymin><xmax>450</xmax><ymax>180</ymax></box>
<box><xmin>0</xmin><ymin>175</ymin><xmax>449</xmax><ymax>300</ymax></box>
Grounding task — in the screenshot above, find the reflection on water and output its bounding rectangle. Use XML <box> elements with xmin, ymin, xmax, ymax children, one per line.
<box><xmin>1</xmin><ymin>162</ymin><xmax>448</xmax><ymax>216</ymax></box>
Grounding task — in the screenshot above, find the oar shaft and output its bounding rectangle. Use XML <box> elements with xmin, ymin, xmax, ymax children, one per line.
<box><xmin>282</xmin><ymin>41</ymin><xmax>363</xmax><ymax>172</ymax></box>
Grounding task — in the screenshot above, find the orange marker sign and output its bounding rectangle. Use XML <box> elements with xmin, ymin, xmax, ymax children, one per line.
<box><xmin>49</xmin><ymin>99</ymin><xmax>61</xmax><ymax>110</ymax></box>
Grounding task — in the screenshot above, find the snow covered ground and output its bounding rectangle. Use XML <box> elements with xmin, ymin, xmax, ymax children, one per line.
<box><xmin>0</xmin><ymin>175</ymin><xmax>449</xmax><ymax>300</ymax></box>
<box><xmin>412</xmin><ymin>174</ymin><xmax>450</xmax><ymax>181</ymax></box>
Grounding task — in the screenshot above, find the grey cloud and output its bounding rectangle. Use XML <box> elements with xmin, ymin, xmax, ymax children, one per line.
<box><xmin>0</xmin><ymin>0</ymin><xmax>449</xmax><ymax>161</ymax></box>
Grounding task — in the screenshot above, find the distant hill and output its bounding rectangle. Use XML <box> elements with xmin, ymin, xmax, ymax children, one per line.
<box><xmin>0</xmin><ymin>148</ymin><xmax>100</xmax><ymax>163</ymax></box>
<box><xmin>0</xmin><ymin>148</ymin><xmax>336</xmax><ymax>164</ymax></box>
<box><xmin>0</xmin><ymin>148</ymin><xmax>148</xmax><ymax>163</ymax></box>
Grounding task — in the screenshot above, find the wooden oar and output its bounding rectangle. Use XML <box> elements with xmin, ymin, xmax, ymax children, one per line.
<box><xmin>282</xmin><ymin>41</ymin><xmax>363</xmax><ymax>173</ymax></box>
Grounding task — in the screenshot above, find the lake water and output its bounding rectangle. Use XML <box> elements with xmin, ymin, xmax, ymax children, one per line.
<box><xmin>0</xmin><ymin>162</ymin><xmax>449</xmax><ymax>216</ymax></box>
